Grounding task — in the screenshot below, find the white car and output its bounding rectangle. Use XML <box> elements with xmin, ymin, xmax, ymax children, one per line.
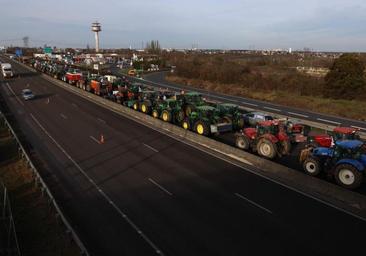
<box><xmin>22</xmin><ymin>89</ymin><xmax>35</xmax><ymax>100</ymax></box>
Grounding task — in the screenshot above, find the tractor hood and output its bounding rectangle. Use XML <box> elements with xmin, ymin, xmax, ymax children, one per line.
<box><xmin>313</xmin><ymin>147</ymin><xmax>333</xmax><ymax>157</ymax></box>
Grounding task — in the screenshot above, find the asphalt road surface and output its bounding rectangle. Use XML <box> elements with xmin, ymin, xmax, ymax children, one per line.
<box><xmin>140</xmin><ymin>71</ymin><xmax>366</xmax><ymax>131</ymax></box>
<box><xmin>1</xmin><ymin>57</ymin><xmax>366</xmax><ymax>255</ymax></box>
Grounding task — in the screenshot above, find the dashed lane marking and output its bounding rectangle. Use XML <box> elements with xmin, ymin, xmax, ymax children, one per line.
<box><xmin>235</xmin><ymin>193</ymin><xmax>272</xmax><ymax>214</ymax></box>
<box><xmin>148</xmin><ymin>178</ymin><xmax>173</xmax><ymax>196</ymax></box>
<box><xmin>29</xmin><ymin>113</ymin><xmax>164</xmax><ymax>255</ymax></box>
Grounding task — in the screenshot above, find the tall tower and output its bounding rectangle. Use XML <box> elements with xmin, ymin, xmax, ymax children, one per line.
<box><xmin>91</xmin><ymin>22</ymin><xmax>101</xmax><ymax>53</ymax></box>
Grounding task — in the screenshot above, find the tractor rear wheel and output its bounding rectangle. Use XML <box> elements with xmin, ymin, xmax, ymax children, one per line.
<box><xmin>235</xmin><ymin>135</ymin><xmax>250</xmax><ymax>150</ymax></box>
<box><xmin>281</xmin><ymin>140</ymin><xmax>292</xmax><ymax>155</ymax></box>
<box><xmin>140</xmin><ymin>102</ymin><xmax>150</xmax><ymax>114</ymax></box>
<box><xmin>257</xmin><ymin>139</ymin><xmax>277</xmax><ymax>159</ymax></box>
<box><xmin>161</xmin><ymin>110</ymin><xmax>172</xmax><ymax>122</ymax></box>
<box><xmin>175</xmin><ymin>110</ymin><xmax>185</xmax><ymax>123</ymax></box>
<box><xmin>334</xmin><ymin>164</ymin><xmax>363</xmax><ymax>189</ymax></box>
<box><xmin>133</xmin><ymin>102</ymin><xmax>139</xmax><ymax>111</ymax></box>
<box><xmin>222</xmin><ymin>116</ymin><xmax>232</xmax><ymax>124</ymax></box>
<box><xmin>303</xmin><ymin>157</ymin><xmax>321</xmax><ymax>176</ymax></box>
<box><xmin>194</xmin><ymin>120</ymin><xmax>210</xmax><ymax>136</ymax></box>
<box><xmin>152</xmin><ymin>110</ymin><xmax>159</xmax><ymax>118</ymax></box>
<box><xmin>185</xmin><ymin>105</ymin><xmax>194</xmax><ymax>116</ymax></box>
<box><xmin>182</xmin><ymin>118</ymin><xmax>190</xmax><ymax>130</ymax></box>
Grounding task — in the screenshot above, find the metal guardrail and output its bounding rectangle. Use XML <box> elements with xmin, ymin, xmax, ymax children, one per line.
<box><xmin>0</xmin><ymin>182</ymin><xmax>21</xmax><ymax>256</ymax></box>
<box><xmin>0</xmin><ymin>111</ymin><xmax>89</xmax><ymax>256</ymax></box>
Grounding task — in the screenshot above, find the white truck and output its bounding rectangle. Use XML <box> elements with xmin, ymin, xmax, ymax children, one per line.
<box><xmin>1</xmin><ymin>63</ymin><xmax>13</xmax><ymax>78</ymax></box>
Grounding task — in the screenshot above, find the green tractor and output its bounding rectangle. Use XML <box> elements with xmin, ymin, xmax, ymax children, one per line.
<box><xmin>176</xmin><ymin>91</ymin><xmax>206</xmax><ymax>116</ymax></box>
<box><xmin>181</xmin><ymin>105</ymin><xmax>233</xmax><ymax>136</ymax></box>
<box><xmin>216</xmin><ymin>103</ymin><xmax>245</xmax><ymax>131</ymax></box>
<box><xmin>135</xmin><ymin>90</ymin><xmax>160</xmax><ymax>114</ymax></box>
<box><xmin>152</xmin><ymin>98</ymin><xmax>185</xmax><ymax>124</ymax></box>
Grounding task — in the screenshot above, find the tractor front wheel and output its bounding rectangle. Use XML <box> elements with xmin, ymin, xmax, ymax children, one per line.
<box><xmin>235</xmin><ymin>135</ymin><xmax>250</xmax><ymax>150</ymax></box>
<box><xmin>194</xmin><ymin>120</ymin><xmax>210</xmax><ymax>136</ymax></box>
<box><xmin>152</xmin><ymin>110</ymin><xmax>159</xmax><ymax>118</ymax></box>
<box><xmin>133</xmin><ymin>102</ymin><xmax>139</xmax><ymax>111</ymax></box>
<box><xmin>334</xmin><ymin>164</ymin><xmax>363</xmax><ymax>189</ymax></box>
<box><xmin>257</xmin><ymin>139</ymin><xmax>277</xmax><ymax>159</ymax></box>
<box><xmin>303</xmin><ymin>157</ymin><xmax>321</xmax><ymax>176</ymax></box>
<box><xmin>182</xmin><ymin>118</ymin><xmax>190</xmax><ymax>130</ymax></box>
<box><xmin>161</xmin><ymin>110</ymin><xmax>172</xmax><ymax>122</ymax></box>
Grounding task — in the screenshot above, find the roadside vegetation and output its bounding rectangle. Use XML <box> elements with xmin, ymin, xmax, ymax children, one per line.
<box><xmin>166</xmin><ymin>52</ymin><xmax>366</xmax><ymax>120</ymax></box>
<box><xmin>0</xmin><ymin>112</ymin><xmax>79</xmax><ymax>255</ymax></box>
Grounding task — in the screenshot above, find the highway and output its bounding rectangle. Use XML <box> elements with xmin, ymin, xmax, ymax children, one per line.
<box><xmin>138</xmin><ymin>71</ymin><xmax>366</xmax><ymax>131</ymax></box>
<box><xmin>1</xmin><ymin>57</ymin><xmax>366</xmax><ymax>255</ymax></box>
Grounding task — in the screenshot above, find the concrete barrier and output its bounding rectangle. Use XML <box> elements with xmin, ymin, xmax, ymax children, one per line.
<box><xmin>13</xmin><ymin>59</ymin><xmax>366</xmax><ymax>220</ymax></box>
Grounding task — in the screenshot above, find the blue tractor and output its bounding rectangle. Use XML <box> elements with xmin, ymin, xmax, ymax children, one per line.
<box><xmin>299</xmin><ymin>140</ymin><xmax>366</xmax><ymax>189</ymax></box>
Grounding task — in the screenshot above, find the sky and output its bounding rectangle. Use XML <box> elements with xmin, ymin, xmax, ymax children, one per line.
<box><xmin>0</xmin><ymin>0</ymin><xmax>366</xmax><ymax>51</ymax></box>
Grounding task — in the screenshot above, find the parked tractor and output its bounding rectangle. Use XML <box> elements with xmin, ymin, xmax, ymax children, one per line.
<box><xmin>152</xmin><ymin>98</ymin><xmax>185</xmax><ymax>124</ymax></box>
<box><xmin>216</xmin><ymin>103</ymin><xmax>245</xmax><ymax>131</ymax></box>
<box><xmin>299</xmin><ymin>140</ymin><xmax>366</xmax><ymax>189</ymax></box>
<box><xmin>176</xmin><ymin>91</ymin><xmax>205</xmax><ymax>116</ymax></box>
<box><xmin>181</xmin><ymin>105</ymin><xmax>232</xmax><ymax>136</ymax></box>
<box><xmin>306</xmin><ymin>127</ymin><xmax>360</xmax><ymax>148</ymax></box>
<box><xmin>235</xmin><ymin>120</ymin><xmax>291</xmax><ymax>159</ymax></box>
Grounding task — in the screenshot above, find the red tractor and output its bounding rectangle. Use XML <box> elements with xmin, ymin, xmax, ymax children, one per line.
<box><xmin>306</xmin><ymin>127</ymin><xmax>360</xmax><ymax>148</ymax></box>
<box><xmin>235</xmin><ymin>120</ymin><xmax>291</xmax><ymax>159</ymax></box>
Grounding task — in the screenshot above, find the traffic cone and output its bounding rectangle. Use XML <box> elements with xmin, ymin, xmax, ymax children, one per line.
<box><xmin>100</xmin><ymin>134</ymin><xmax>105</xmax><ymax>144</ymax></box>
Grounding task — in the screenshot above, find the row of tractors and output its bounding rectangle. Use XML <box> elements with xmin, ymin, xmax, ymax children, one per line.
<box><xmin>29</xmin><ymin>58</ymin><xmax>366</xmax><ymax>189</ymax></box>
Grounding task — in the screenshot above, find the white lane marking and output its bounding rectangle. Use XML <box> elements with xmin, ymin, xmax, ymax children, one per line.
<box><xmin>317</xmin><ymin>118</ymin><xmax>341</xmax><ymax>125</ymax></box>
<box><xmin>264</xmin><ymin>106</ymin><xmax>281</xmax><ymax>112</ymax></box>
<box><xmin>287</xmin><ymin>112</ymin><xmax>309</xmax><ymax>118</ymax></box>
<box><xmin>71</xmin><ymin>103</ymin><xmax>78</xmax><ymax>108</ymax></box>
<box><xmin>60</xmin><ymin>113</ymin><xmax>68</xmax><ymax>119</ymax></box>
<box><xmin>97</xmin><ymin>118</ymin><xmax>106</xmax><ymax>124</ymax></box>
<box><xmin>351</xmin><ymin>125</ymin><xmax>366</xmax><ymax>131</ymax></box>
<box><xmin>235</xmin><ymin>193</ymin><xmax>272</xmax><ymax>214</ymax></box>
<box><xmin>143</xmin><ymin>143</ymin><xmax>159</xmax><ymax>153</ymax></box>
<box><xmin>6</xmin><ymin>83</ymin><xmax>24</xmax><ymax>106</ymax></box>
<box><xmin>29</xmin><ymin>113</ymin><xmax>164</xmax><ymax>255</ymax></box>
<box><xmin>148</xmin><ymin>178</ymin><xmax>173</xmax><ymax>196</ymax></box>
<box><xmin>89</xmin><ymin>135</ymin><xmax>101</xmax><ymax>144</ymax></box>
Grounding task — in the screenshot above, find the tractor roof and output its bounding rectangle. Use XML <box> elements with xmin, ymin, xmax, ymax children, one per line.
<box><xmin>196</xmin><ymin>105</ymin><xmax>216</xmax><ymax>111</ymax></box>
<box><xmin>219</xmin><ymin>103</ymin><xmax>238</xmax><ymax>108</ymax></box>
<box><xmin>186</xmin><ymin>91</ymin><xmax>202</xmax><ymax>96</ymax></box>
<box><xmin>336</xmin><ymin>140</ymin><xmax>364</xmax><ymax>149</ymax></box>
<box><xmin>333</xmin><ymin>127</ymin><xmax>359</xmax><ymax>134</ymax></box>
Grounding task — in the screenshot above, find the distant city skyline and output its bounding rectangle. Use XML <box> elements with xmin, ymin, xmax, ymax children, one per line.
<box><xmin>0</xmin><ymin>0</ymin><xmax>366</xmax><ymax>51</ymax></box>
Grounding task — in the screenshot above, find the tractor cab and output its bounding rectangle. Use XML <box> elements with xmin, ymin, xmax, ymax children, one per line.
<box><xmin>332</xmin><ymin>127</ymin><xmax>360</xmax><ymax>141</ymax></box>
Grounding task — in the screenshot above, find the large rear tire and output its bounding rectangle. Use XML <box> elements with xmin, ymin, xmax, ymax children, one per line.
<box><xmin>161</xmin><ymin>110</ymin><xmax>172</xmax><ymax>122</ymax></box>
<box><xmin>185</xmin><ymin>105</ymin><xmax>194</xmax><ymax>116</ymax></box>
<box><xmin>175</xmin><ymin>110</ymin><xmax>185</xmax><ymax>123</ymax></box>
<box><xmin>334</xmin><ymin>164</ymin><xmax>363</xmax><ymax>189</ymax></box>
<box><xmin>194</xmin><ymin>120</ymin><xmax>210</xmax><ymax>136</ymax></box>
<box><xmin>140</xmin><ymin>102</ymin><xmax>150</xmax><ymax>114</ymax></box>
<box><xmin>257</xmin><ymin>139</ymin><xmax>277</xmax><ymax>159</ymax></box>
<box><xmin>303</xmin><ymin>157</ymin><xmax>321</xmax><ymax>176</ymax></box>
<box><xmin>235</xmin><ymin>135</ymin><xmax>250</xmax><ymax>150</ymax></box>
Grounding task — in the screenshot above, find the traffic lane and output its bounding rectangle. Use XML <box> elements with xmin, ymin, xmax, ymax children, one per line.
<box><xmin>5</xmin><ymin>66</ymin><xmax>366</xmax><ymax>254</ymax></box>
<box><xmin>0</xmin><ymin>82</ymin><xmax>160</xmax><ymax>255</ymax></box>
<box><xmin>143</xmin><ymin>72</ymin><xmax>366</xmax><ymax>129</ymax></box>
